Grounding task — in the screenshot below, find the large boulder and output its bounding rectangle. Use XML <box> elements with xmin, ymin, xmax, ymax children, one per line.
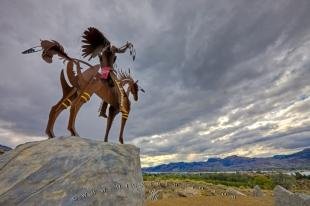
<box><xmin>0</xmin><ymin>136</ymin><xmax>145</xmax><ymax>206</ymax></box>
<box><xmin>274</xmin><ymin>185</ymin><xmax>310</xmax><ymax>206</ymax></box>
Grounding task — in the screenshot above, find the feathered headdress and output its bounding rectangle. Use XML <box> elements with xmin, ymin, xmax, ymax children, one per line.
<box><xmin>81</xmin><ymin>27</ymin><xmax>110</xmax><ymax>60</ymax></box>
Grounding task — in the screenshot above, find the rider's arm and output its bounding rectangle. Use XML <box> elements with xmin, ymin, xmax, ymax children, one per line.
<box><xmin>111</xmin><ymin>42</ymin><xmax>131</xmax><ymax>54</ymax></box>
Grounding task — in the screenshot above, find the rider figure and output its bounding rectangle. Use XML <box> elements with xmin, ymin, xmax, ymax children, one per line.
<box><xmin>81</xmin><ymin>27</ymin><xmax>132</xmax><ymax>118</ymax></box>
<box><xmin>98</xmin><ymin>42</ymin><xmax>131</xmax><ymax>118</ymax></box>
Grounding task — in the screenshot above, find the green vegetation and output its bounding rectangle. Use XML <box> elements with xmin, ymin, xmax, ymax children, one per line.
<box><xmin>271</xmin><ymin>173</ymin><xmax>296</xmax><ymax>189</ymax></box>
<box><xmin>143</xmin><ymin>172</ymin><xmax>298</xmax><ymax>190</ymax></box>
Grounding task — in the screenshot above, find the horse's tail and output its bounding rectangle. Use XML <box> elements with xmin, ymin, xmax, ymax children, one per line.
<box><xmin>40</xmin><ymin>40</ymin><xmax>92</xmax><ymax>89</ymax></box>
<box><xmin>23</xmin><ymin>40</ymin><xmax>97</xmax><ymax>90</ymax></box>
<box><xmin>40</xmin><ymin>40</ymin><xmax>72</xmax><ymax>64</ymax></box>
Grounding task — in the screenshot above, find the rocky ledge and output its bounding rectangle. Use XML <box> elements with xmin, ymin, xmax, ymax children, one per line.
<box><xmin>0</xmin><ymin>136</ymin><xmax>145</xmax><ymax>206</ymax></box>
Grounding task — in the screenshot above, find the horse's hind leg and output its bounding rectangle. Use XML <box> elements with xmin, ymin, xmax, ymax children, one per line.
<box><xmin>46</xmin><ymin>69</ymin><xmax>76</xmax><ymax>138</ymax></box>
<box><xmin>46</xmin><ymin>100</ymin><xmax>63</xmax><ymax>138</ymax></box>
<box><xmin>46</xmin><ymin>89</ymin><xmax>77</xmax><ymax>138</ymax></box>
<box><xmin>67</xmin><ymin>90</ymin><xmax>94</xmax><ymax>136</ymax></box>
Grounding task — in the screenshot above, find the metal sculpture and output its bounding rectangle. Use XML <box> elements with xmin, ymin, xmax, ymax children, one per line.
<box><xmin>22</xmin><ymin>27</ymin><xmax>143</xmax><ymax>143</ymax></box>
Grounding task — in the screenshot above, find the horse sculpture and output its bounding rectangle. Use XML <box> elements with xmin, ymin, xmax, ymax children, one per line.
<box><xmin>23</xmin><ymin>37</ymin><xmax>143</xmax><ymax>144</ymax></box>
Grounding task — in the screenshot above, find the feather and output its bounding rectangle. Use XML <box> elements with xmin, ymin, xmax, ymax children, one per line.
<box><xmin>81</xmin><ymin>27</ymin><xmax>110</xmax><ymax>60</ymax></box>
<box><xmin>21</xmin><ymin>46</ymin><xmax>42</xmax><ymax>54</ymax></box>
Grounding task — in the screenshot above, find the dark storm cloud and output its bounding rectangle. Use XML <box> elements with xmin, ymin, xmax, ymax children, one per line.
<box><xmin>0</xmin><ymin>0</ymin><xmax>309</xmax><ymax>165</ymax></box>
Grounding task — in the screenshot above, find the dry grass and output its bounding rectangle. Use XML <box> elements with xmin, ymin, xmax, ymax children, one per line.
<box><xmin>144</xmin><ymin>180</ymin><xmax>276</xmax><ymax>206</ymax></box>
<box><xmin>143</xmin><ymin>174</ymin><xmax>310</xmax><ymax>205</ymax></box>
<box><xmin>146</xmin><ymin>194</ymin><xmax>274</xmax><ymax>206</ymax></box>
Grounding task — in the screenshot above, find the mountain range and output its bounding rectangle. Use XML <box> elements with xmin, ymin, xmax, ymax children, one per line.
<box><xmin>143</xmin><ymin>148</ymin><xmax>310</xmax><ymax>172</ymax></box>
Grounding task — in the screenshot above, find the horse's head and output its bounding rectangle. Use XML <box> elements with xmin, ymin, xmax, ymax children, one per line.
<box><xmin>129</xmin><ymin>80</ymin><xmax>139</xmax><ymax>101</ymax></box>
<box><xmin>118</xmin><ymin>70</ymin><xmax>145</xmax><ymax>101</ymax></box>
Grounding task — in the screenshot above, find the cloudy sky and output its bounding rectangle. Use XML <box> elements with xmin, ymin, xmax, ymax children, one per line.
<box><xmin>0</xmin><ymin>0</ymin><xmax>309</xmax><ymax>167</ymax></box>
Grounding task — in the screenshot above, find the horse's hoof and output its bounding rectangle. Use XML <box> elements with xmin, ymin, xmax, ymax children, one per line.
<box><xmin>68</xmin><ymin>128</ymin><xmax>79</xmax><ymax>137</ymax></box>
<box><xmin>46</xmin><ymin>130</ymin><xmax>55</xmax><ymax>139</ymax></box>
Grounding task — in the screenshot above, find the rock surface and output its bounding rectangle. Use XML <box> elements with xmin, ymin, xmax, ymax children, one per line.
<box><xmin>274</xmin><ymin>185</ymin><xmax>310</xmax><ymax>206</ymax></box>
<box><xmin>176</xmin><ymin>187</ymin><xmax>200</xmax><ymax>197</ymax></box>
<box><xmin>0</xmin><ymin>136</ymin><xmax>145</xmax><ymax>206</ymax></box>
<box><xmin>0</xmin><ymin>144</ymin><xmax>12</xmax><ymax>155</ymax></box>
<box><xmin>225</xmin><ymin>188</ymin><xmax>246</xmax><ymax>196</ymax></box>
<box><xmin>253</xmin><ymin>185</ymin><xmax>263</xmax><ymax>197</ymax></box>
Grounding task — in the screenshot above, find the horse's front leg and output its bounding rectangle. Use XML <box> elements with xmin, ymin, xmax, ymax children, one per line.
<box><xmin>118</xmin><ymin>114</ymin><xmax>129</xmax><ymax>144</ymax></box>
<box><xmin>104</xmin><ymin>106</ymin><xmax>117</xmax><ymax>142</ymax></box>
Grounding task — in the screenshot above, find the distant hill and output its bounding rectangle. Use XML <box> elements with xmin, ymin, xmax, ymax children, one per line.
<box><xmin>143</xmin><ymin>148</ymin><xmax>310</xmax><ymax>172</ymax></box>
<box><xmin>0</xmin><ymin>144</ymin><xmax>12</xmax><ymax>155</ymax></box>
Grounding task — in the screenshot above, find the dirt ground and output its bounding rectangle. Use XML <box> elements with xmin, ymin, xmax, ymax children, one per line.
<box><xmin>146</xmin><ymin>194</ymin><xmax>274</xmax><ymax>206</ymax></box>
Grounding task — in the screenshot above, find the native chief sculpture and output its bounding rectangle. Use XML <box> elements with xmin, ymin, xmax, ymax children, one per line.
<box><xmin>22</xmin><ymin>27</ymin><xmax>144</xmax><ymax>144</ymax></box>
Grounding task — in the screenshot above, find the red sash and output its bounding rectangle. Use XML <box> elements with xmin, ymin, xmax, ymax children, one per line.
<box><xmin>100</xmin><ymin>66</ymin><xmax>111</xmax><ymax>79</ymax></box>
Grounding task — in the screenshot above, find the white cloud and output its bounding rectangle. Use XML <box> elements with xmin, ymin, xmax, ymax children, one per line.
<box><xmin>0</xmin><ymin>120</ymin><xmax>45</xmax><ymax>148</ymax></box>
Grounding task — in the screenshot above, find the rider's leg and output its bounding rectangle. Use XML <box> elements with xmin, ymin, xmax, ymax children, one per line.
<box><xmin>99</xmin><ymin>101</ymin><xmax>108</xmax><ymax>118</ymax></box>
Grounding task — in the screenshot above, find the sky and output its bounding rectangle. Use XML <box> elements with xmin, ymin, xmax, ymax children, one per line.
<box><xmin>0</xmin><ymin>0</ymin><xmax>309</xmax><ymax>167</ymax></box>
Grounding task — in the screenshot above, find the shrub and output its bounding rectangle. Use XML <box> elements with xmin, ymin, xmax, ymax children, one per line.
<box><xmin>271</xmin><ymin>173</ymin><xmax>296</xmax><ymax>190</ymax></box>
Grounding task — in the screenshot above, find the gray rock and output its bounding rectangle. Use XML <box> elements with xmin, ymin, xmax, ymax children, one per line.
<box><xmin>0</xmin><ymin>136</ymin><xmax>145</xmax><ymax>206</ymax></box>
<box><xmin>253</xmin><ymin>185</ymin><xmax>263</xmax><ymax>197</ymax></box>
<box><xmin>226</xmin><ymin>188</ymin><xmax>246</xmax><ymax>196</ymax></box>
<box><xmin>176</xmin><ymin>187</ymin><xmax>200</xmax><ymax>197</ymax></box>
<box><xmin>274</xmin><ymin>185</ymin><xmax>310</xmax><ymax>206</ymax></box>
<box><xmin>0</xmin><ymin>144</ymin><xmax>12</xmax><ymax>155</ymax></box>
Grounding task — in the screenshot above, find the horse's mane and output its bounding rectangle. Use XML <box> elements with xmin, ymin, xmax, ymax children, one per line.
<box><xmin>41</xmin><ymin>40</ymin><xmax>71</xmax><ymax>63</ymax></box>
<box><xmin>117</xmin><ymin>69</ymin><xmax>134</xmax><ymax>82</ymax></box>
